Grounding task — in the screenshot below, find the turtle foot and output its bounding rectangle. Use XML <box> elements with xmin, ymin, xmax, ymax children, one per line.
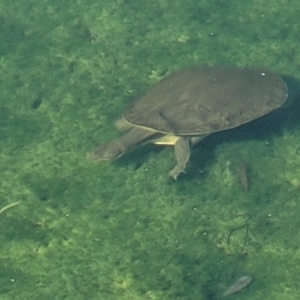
<box><xmin>169</xmin><ymin>137</ymin><xmax>190</xmax><ymax>180</ymax></box>
<box><xmin>169</xmin><ymin>165</ymin><xmax>187</xmax><ymax>180</ymax></box>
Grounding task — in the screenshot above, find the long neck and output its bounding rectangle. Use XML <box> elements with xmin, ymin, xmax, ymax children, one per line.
<box><xmin>117</xmin><ymin>127</ymin><xmax>157</xmax><ymax>153</ymax></box>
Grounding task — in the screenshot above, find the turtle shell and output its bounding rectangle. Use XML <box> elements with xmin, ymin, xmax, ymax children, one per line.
<box><xmin>123</xmin><ymin>67</ymin><xmax>288</xmax><ymax>135</ymax></box>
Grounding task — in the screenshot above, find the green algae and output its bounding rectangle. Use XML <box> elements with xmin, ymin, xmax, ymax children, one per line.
<box><xmin>1</xmin><ymin>0</ymin><xmax>300</xmax><ymax>299</ymax></box>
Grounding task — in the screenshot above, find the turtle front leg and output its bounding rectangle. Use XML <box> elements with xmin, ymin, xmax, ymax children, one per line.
<box><xmin>169</xmin><ymin>137</ymin><xmax>191</xmax><ymax>180</ymax></box>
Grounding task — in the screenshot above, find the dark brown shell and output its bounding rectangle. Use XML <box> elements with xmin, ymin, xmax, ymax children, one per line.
<box><xmin>123</xmin><ymin>67</ymin><xmax>288</xmax><ymax>135</ymax></box>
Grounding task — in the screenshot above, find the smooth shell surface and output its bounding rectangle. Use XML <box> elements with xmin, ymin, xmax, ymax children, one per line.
<box><xmin>124</xmin><ymin>67</ymin><xmax>288</xmax><ymax>135</ymax></box>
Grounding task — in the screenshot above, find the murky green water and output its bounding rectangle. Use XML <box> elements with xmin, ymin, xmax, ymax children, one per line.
<box><xmin>1</xmin><ymin>0</ymin><xmax>300</xmax><ymax>299</ymax></box>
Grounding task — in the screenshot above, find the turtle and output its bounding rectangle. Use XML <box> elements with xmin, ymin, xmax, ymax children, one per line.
<box><xmin>92</xmin><ymin>66</ymin><xmax>288</xmax><ymax>179</ymax></box>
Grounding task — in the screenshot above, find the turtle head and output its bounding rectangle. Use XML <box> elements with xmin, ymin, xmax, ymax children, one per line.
<box><xmin>91</xmin><ymin>141</ymin><xmax>126</xmax><ymax>161</ymax></box>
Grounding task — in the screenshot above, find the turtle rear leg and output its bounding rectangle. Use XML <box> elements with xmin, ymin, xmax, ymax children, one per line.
<box><xmin>169</xmin><ymin>137</ymin><xmax>191</xmax><ymax>180</ymax></box>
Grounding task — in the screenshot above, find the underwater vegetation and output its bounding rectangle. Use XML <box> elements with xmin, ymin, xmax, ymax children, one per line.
<box><xmin>1</xmin><ymin>0</ymin><xmax>300</xmax><ymax>299</ymax></box>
